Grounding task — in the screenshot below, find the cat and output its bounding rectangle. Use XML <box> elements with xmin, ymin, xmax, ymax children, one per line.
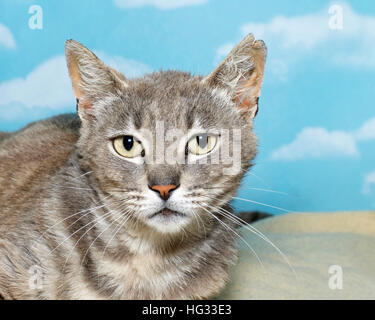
<box><xmin>0</xmin><ymin>34</ymin><xmax>266</xmax><ymax>299</ymax></box>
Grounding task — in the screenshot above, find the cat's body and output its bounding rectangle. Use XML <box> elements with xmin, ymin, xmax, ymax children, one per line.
<box><xmin>0</xmin><ymin>35</ymin><xmax>266</xmax><ymax>299</ymax></box>
<box><xmin>0</xmin><ymin>114</ymin><xmax>235</xmax><ymax>300</ymax></box>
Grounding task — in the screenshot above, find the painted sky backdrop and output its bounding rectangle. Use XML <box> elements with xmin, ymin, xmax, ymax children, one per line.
<box><xmin>0</xmin><ymin>0</ymin><xmax>374</xmax><ymax>214</ymax></box>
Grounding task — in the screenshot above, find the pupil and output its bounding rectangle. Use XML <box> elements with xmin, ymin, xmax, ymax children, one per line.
<box><xmin>123</xmin><ymin>135</ymin><xmax>134</xmax><ymax>151</ymax></box>
<box><xmin>196</xmin><ymin>134</ymin><xmax>208</xmax><ymax>148</ymax></box>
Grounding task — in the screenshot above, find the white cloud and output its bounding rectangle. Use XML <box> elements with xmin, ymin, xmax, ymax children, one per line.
<box><xmin>271</xmin><ymin>127</ymin><xmax>358</xmax><ymax>160</ymax></box>
<box><xmin>271</xmin><ymin>117</ymin><xmax>375</xmax><ymax>161</ymax></box>
<box><xmin>114</xmin><ymin>0</ymin><xmax>207</xmax><ymax>10</ymax></box>
<box><xmin>214</xmin><ymin>43</ymin><xmax>233</xmax><ymax>65</ymax></box>
<box><xmin>216</xmin><ymin>3</ymin><xmax>375</xmax><ymax>79</ymax></box>
<box><xmin>0</xmin><ymin>23</ymin><xmax>16</xmax><ymax>49</ymax></box>
<box><xmin>355</xmin><ymin>117</ymin><xmax>375</xmax><ymax>141</ymax></box>
<box><xmin>95</xmin><ymin>51</ymin><xmax>151</xmax><ymax>79</ymax></box>
<box><xmin>241</xmin><ymin>14</ymin><xmax>329</xmax><ymax>51</ymax></box>
<box><xmin>0</xmin><ymin>56</ymin><xmax>71</xmax><ymax>110</ymax></box>
<box><xmin>362</xmin><ymin>170</ymin><xmax>375</xmax><ymax>195</ymax></box>
<box><xmin>0</xmin><ymin>53</ymin><xmax>151</xmax><ymax>113</ymax></box>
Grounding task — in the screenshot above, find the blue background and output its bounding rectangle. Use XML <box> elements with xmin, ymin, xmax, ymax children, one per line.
<box><xmin>0</xmin><ymin>0</ymin><xmax>374</xmax><ymax>214</ymax></box>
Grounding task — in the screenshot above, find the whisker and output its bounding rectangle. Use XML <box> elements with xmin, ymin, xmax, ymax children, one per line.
<box><xmin>232</xmin><ymin>196</ymin><xmax>293</xmax><ymax>213</ymax></box>
<box><xmin>45</xmin><ymin>207</ymin><xmax>116</xmax><ymax>259</ymax></box>
<box><xmin>192</xmin><ymin>209</ymin><xmax>207</xmax><ymax>239</ymax></box>
<box><xmin>244</xmin><ymin>171</ymin><xmax>268</xmax><ymax>186</ymax></box>
<box><xmin>71</xmin><ymin>170</ymin><xmax>93</xmax><ymax>181</ymax></box>
<box><xmin>58</xmin><ymin>187</ymin><xmax>93</xmax><ymax>191</ymax></box>
<box><xmin>202</xmin><ymin>186</ymin><xmax>290</xmax><ymax>196</ymax></box>
<box><xmin>33</xmin><ymin>194</ymin><xmax>114</xmax><ymax>247</ymax></box>
<box><xmin>197</xmin><ymin>203</ymin><xmax>264</xmax><ymax>269</ymax></box>
<box><xmin>240</xmin><ymin>187</ymin><xmax>290</xmax><ymax>196</ymax></box>
<box><xmin>100</xmin><ymin>207</ymin><xmax>134</xmax><ymax>261</ymax></box>
<box><xmin>62</xmin><ymin>203</ymin><xmax>126</xmax><ymax>273</ymax></box>
<box><xmin>202</xmin><ymin>196</ymin><xmax>296</xmax><ymax>276</ymax></box>
<box><xmin>202</xmin><ymin>194</ymin><xmax>297</xmax><ymax>276</ymax></box>
<box><xmin>77</xmin><ymin>207</ymin><xmax>132</xmax><ymax>274</ymax></box>
<box><xmin>62</xmin><ymin>196</ymin><xmax>137</xmax><ymax>233</ymax></box>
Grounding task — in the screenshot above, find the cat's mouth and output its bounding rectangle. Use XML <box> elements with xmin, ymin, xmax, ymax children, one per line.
<box><xmin>149</xmin><ymin>208</ymin><xmax>186</xmax><ymax>219</ymax></box>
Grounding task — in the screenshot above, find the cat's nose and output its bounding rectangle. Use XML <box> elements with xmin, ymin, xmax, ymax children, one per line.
<box><xmin>149</xmin><ymin>184</ymin><xmax>179</xmax><ymax>200</ymax></box>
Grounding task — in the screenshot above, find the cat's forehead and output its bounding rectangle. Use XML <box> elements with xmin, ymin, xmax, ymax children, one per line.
<box><xmin>114</xmin><ymin>71</ymin><xmax>238</xmax><ymax>131</ymax></box>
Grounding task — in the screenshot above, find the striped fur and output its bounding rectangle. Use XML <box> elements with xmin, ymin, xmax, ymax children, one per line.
<box><xmin>0</xmin><ymin>34</ymin><xmax>266</xmax><ymax>299</ymax></box>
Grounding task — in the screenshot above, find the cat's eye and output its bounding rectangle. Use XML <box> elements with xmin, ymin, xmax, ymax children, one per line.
<box><xmin>187</xmin><ymin>134</ymin><xmax>217</xmax><ymax>155</ymax></box>
<box><xmin>113</xmin><ymin>135</ymin><xmax>144</xmax><ymax>158</ymax></box>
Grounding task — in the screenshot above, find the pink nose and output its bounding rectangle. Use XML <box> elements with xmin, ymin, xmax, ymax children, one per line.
<box><xmin>150</xmin><ymin>184</ymin><xmax>178</xmax><ymax>200</ymax></box>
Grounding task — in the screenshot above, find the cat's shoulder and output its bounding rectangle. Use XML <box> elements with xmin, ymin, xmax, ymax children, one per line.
<box><xmin>0</xmin><ymin>114</ymin><xmax>80</xmax><ymax>155</ymax></box>
<box><xmin>0</xmin><ymin>114</ymin><xmax>81</xmax><ymax>207</ymax></box>
<box><xmin>0</xmin><ymin>113</ymin><xmax>81</xmax><ymax>165</ymax></box>
<box><xmin>18</xmin><ymin>113</ymin><xmax>81</xmax><ymax>136</ymax></box>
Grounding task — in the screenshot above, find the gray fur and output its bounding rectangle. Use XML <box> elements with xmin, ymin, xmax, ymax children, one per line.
<box><xmin>0</xmin><ymin>34</ymin><xmax>266</xmax><ymax>299</ymax></box>
<box><xmin>0</xmin><ymin>131</ymin><xmax>11</xmax><ymax>144</ymax></box>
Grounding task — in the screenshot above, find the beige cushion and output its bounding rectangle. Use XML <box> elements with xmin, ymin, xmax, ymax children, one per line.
<box><xmin>217</xmin><ymin>211</ymin><xmax>375</xmax><ymax>299</ymax></box>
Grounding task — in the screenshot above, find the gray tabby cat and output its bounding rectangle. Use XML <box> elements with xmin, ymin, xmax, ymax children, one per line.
<box><xmin>0</xmin><ymin>34</ymin><xmax>266</xmax><ymax>299</ymax></box>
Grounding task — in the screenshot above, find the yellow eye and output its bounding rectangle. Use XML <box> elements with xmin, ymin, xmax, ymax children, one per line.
<box><xmin>113</xmin><ymin>135</ymin><xmax>144</xmax><ymax>158</ymax></box>
<box><xmin>188</xmin><ymin>134</ymin><xmax>217</xmax><ymax>155</ymax></box>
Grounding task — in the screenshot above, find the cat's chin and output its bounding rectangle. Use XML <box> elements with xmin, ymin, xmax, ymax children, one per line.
<box><xmin>146</xmin><ymin>209</ymin><xmax>190</xmax><ymax>234</ymax></box>
<box><xmin>149</xmin><ymin>208</ymin><xmax>185</xmax><ymax>219</ymax></box>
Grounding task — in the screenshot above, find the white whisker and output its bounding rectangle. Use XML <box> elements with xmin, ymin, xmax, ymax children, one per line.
<box><xmin>62</xmin><ymin>203</ymin><xmax>126</xmax><ymax>273</ymax></box>
<box><xmin>240</xmin><ymin>187</ymin><xmax>290</xmax><ymax>196</ymax></box>
<box><xmin>33</xmin><ymin>194</ymin><xmax>114</xmax><ymax>247</ymax></box>
<box><xmin>197</xmin><ymin>203</ymin><xmax>264</xmax><ymax>269</ymax></box>
<box><xmin>232</xmin><ymin>196</ymin><xmax>293</xmax><ymax>213</ymax></box>
<box><xmin>100</xmin><ymin>208</ymin><xmax>133</xmax><ymax>260</ymax></box>
<box><xmin>46</xmin><ymin>207</ymin><xmax>116</xmax><ymax>259</ymax></box>
<box><xmin>202</xmin><ymin>196</ymin><xmax>296</xmax><ymax>276</ymax></box>
<box><xmin>77</xmin><ymin>207</ymin><xmax>131</xmax><ymax>274</ymax></box>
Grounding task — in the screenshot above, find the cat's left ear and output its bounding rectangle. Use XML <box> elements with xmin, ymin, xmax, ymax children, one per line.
<box><xmin>65</xmin><ymin>39</ymin><xmax>128</xmax><ymax>120</ymax></box>
<box><xmin>202</xmin><ymin>34</ymin><xmax>267</xmax><ymax>119</ymax></box>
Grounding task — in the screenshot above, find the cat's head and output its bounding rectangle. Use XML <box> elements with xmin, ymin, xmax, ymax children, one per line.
<box><xmin>65</xmin><ymin>35</ymin><xmax>266</xmax><ymax>235</ymax></box>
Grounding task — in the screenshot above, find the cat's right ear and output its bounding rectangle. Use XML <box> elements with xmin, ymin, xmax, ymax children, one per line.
<box><xmin>65</xmin><ymin>39</ymin><xmax>128</xmax><ymax>120</ymax></box>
